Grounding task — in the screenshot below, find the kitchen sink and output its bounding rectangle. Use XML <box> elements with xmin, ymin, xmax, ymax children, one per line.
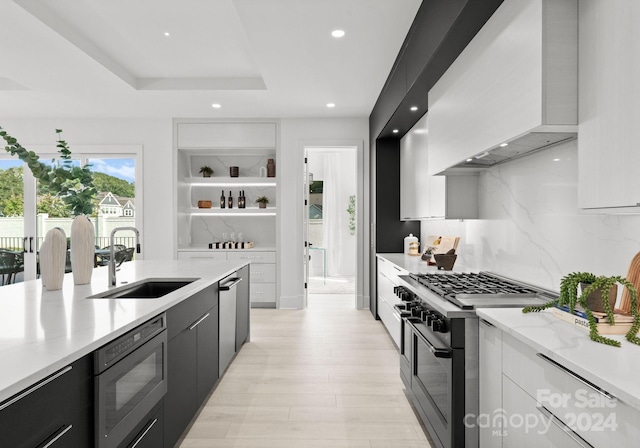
<box><xmin>90</xmin><ymin>278</ymin><xmax>199</xmax><ymax>299</ymax></box>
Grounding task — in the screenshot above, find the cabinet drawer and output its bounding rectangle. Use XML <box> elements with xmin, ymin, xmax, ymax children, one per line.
<box><xmin>502</xmin><ymin>375</ymin><xmax>588</xmax><ymax>448</ymax></box>
<box><xmin>228</xmin><ymin>251</ymin><xmax>276</xmax><ymax>264</ymax></box>
<box><xmin>0</xmin><ymin>356</ymin><xmax>92</xmax><ymax>448</ymax></box>
<box><xmin>378</xmin><ymin>257</ymin><xmax>407</xmax><ymax>282</ymax></box>
<box><xmin>503</xmin><ymin>333</ymin><xmax>639</xmax><ymax>446</ymax></box>
<box><xmin>377</xmin><ymin>271</ymin><xmax>400</xmax><ymax>306</ymax></box>
<box><xmin>250</xmin><ymin>282</ymin><xmax>276</xmax><ymax>303</ymax></box>
<box><xmin>177</xmin><ymin>251</ymin><xmax>227</xmax><ymax>261</ymax></box>
<box><xmin>250</xmin><ymin>263</ymin><xmax>275</xmax><ymax>283</ymax></box>
<box><xmin>377</xmin><ymin>298</ymin><xmax>401</xmax><ymax>348</ymax></box>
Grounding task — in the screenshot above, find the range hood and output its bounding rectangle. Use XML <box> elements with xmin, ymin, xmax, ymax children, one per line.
<box><xmin>448</xmin><ymin>131</ymin><xmax>577</xmax><ymax>171</ymax></box>
<box><xmin>427</xmin><ymin>0</ymin><xmax>578</xmax><ymax>176</ymax></box>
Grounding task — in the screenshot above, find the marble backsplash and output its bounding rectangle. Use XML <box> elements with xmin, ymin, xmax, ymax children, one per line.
<box><xmin>421</xmin><ymin>139</ymin><xmax>640</xmax><ymax>292</ymax></box>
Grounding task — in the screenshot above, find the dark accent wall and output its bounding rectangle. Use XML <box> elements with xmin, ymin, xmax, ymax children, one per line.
<box><xmin>369</xmin><ymin>138</ymin><xmax>420</xmax><ymax>319</ymax></box>
<box><xmin>368</xmin><ymin>0</ymin><xmax>504</xmax><ymax>318</ymax></box>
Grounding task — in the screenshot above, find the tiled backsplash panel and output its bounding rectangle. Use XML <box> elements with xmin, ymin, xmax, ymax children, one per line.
<box><xmin>421</xmin><ymin>140</ymin><xmax>640</xmax><ymax>291</ymax></box>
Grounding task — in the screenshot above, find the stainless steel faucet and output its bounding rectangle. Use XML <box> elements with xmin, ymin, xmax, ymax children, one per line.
<box><xmin>109</xmin><ymin>227</ymin><xmax>141</xmax><ymax>286</ymax></box>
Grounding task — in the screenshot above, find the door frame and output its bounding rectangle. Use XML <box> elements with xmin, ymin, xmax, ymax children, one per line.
<box><xmin>301</xmin><ymin>140</ymin><xmax>368</xmax><ymax>309</ymax></box>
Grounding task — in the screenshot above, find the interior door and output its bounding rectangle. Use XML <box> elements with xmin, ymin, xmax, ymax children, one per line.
<box><xmin>303</xmin><ymin>153</ymin><xmax>310</xmax><ymax>307</ymax></box>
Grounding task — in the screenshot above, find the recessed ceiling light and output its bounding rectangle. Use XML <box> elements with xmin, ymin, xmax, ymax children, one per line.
<box><xmin>164</xmin><ymin>32</ymin><xmax>170</xmax><ymax>37</ymax></box>
<box><xmin>392</xmin><ymin>129</ymin><xmax>399</xmax><ymax>134</ymax></box>
<box><xmin>331</xmin><ymin>30</ymin><xmax>345</xmax><ymax>38</ymax></box>
<box><xmin>466</xmin><ymin>158</ymin><xmax>473</xmax><ymax>162</ymax></box>
<box><xmin>553</xmin><ymin>158</ymin><xmax>561</xmax><ymax>162</ymax></box>
<box><xmin>410</xmin><ymin>106</ymin><xmax>418</xmax><ymax>111</ymax></box>
<box><xmin>326</xmin><ymin>103</ymin><xmax>336</xmax><ymax>108</ymax></box>
<box><xmin>211</xmin><ymin>103</ymin><xmax>221</xmax><ymax>109</ymax></box>
<box><xmin>500</xmin><ymin>142</ymin><xmax>508</xmax><ymax>147</ymax></box>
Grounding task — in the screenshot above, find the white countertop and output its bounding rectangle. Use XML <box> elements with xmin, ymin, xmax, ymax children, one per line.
<box><xmin>0</xmin><ymin>259</ymin><xmax>247</xmax><ymax>403</ymax></box>
<box><xmin>477</xmin><ymin>307</ymin><xmax>640</xmax><ymax>413</ymax></box>
<box><xmin>376</xmin><ymin>253</ymin><xmax>469</xmax><ymax>273</ymax></box>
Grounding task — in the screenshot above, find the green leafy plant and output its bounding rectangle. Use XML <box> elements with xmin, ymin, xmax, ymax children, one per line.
<box><xmin>346</xmin><ymin>194</ymin><xmax>356</xmax><ymax>235</ymax></box>
<box><xmin>1</xmin><ymin>126</ymin><xmax>96</xmax><ymax>216</ymax></box>
<box><xmin>523</xmin><ymin>272</ymin><xmax>640</xmax><ymax>347</ymax></box>
<box><xmin>199</xmin><ymin>165</ymin><xmax>213</xmax><ymax>177</ymax></box>
<box><xmin>255</xmin><ymin>196</ymin><xmax>269</xmax><ymax>204</ymax></box>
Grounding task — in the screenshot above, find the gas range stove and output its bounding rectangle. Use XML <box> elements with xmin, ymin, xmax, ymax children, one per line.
<box><xmin>405</xmin><ymin>271</ymin><xmax>555</xmax><ymax>311</ymax></box>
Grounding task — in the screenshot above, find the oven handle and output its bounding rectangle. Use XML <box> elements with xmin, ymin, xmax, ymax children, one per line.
<box><xmin>408</xmin><ymin>320</ymin><xmax>452</xmax><ymax>359</ymax></box>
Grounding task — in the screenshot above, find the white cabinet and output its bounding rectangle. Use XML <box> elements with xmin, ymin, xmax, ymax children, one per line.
<box><xmin>376</xmin><ymin>256</ymin><xmax>407</xmax><ymax>348</ymax></box>
<box><xmin>177</xmin><ymin>122</ymin><xmax>277</xmax><ymax>149</ymax></box>
<box><xmin>428</xmin><ymin>0</ymin><xmax>577</xmax><ymax>175</ymax></box>
<box><xmin>400</xmin><ymin>114</ymin><xmax>430</xmax><ymax>220</ymax></box>
<box><xmin>479</xmin><ymin>326</ymin><xmax>640</xmax><ymax>447</ymax></box>
<box><xmin>400</xmin><ymin>113</ymin><xmax>479</xmax><ymax>220</ymax></box>
<box><xmin>479</xmin><ymin>319</ymin><xmax>502</xmax><ymax>448</ymax></box>
<box><xmin>178</xmin><ymin>250</ymin><xmax>277</xmax><ymax>308</ymax></box>
<box><xmin>578</xmin><ymin>0</ymin><xmax>640</xmax><ymax>210</ymax></box>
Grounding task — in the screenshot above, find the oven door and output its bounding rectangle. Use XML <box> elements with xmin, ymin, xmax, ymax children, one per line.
<box><xmin>408</xmin><ymin>320</ymin><xmax>464</xmax><ymax>448</ymax></box>
<box><xmin>96</xmin><ymin>330</ymin><xmax>167</xmax><ymax>448</ymax></box>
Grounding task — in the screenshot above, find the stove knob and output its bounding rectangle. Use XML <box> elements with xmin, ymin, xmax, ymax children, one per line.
<box><xmin>431</xmin><ymin>319</ymin><xmax>447</xmax><ymax>333</ymax></box>
<box><xmin>393</xmin><ymin>286</ymin><xmax>399</xmax><ymax>295</ymax></box>
<box><xmin>425</xmin><ymin>312</ymin><xmax>435</xmax><ymax>325</ymax></box>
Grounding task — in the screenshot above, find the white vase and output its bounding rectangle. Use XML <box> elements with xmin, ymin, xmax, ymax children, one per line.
<box><xmin>42</xmin><ymin>227</ymin><xmax>66</xmax><ymax>291</ymax></box>
<box><xmin>71</xmin><ymin>215</ymin><xmax>95</xmax><ymax>285</ymax></box>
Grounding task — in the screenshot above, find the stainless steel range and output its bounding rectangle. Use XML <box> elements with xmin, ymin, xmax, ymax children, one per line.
<box><xmin>395</xmin><ymin>272</ymin><xmax>556</xmax><ymax>448</ymax></box>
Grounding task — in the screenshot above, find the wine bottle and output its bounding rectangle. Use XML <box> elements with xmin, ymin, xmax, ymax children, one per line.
<box><xmin>228</xmin><ymin>190</ymin><xmax>233</xmax><ymax>208</ymax></box>
<box><xmin>220</xmin><ymin>190</ymin><xmax>225</xmax><ymax>209</ymax></box>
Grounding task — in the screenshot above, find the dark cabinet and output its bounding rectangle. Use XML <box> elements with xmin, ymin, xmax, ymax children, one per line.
<box><xmin>0</xmin><ymin>355</ymin><xmax>93</xmax><ymax>448</ymax></box>
<box><xmin>123</xmin><ymin>402</ymin><xmax>164</xmax><ymax>448</ymax></box>
<box><xmin>236</xmin><ymin>265</ymin><xmax>250</xmax><ymax>351</ymax></box>
<box><xmin>164</xmin><ymin>284</ymin><xmax>219</xmax><ymax>447</ymax></box>
<box><xmin>165</xmin><ymin>325</ymin><xmax>198</xmax><ymax>447</ymax></box>
<box><xmin>196</xmin><ymin>306</ymin><xmax>219</xmax><ymax>404</ymax></box>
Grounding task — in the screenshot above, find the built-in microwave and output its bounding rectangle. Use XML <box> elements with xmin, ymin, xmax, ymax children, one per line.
<box><xmin>94</xmin><ymin>314</ymin><xmax>167</xmax><ymax>448</ymax></box>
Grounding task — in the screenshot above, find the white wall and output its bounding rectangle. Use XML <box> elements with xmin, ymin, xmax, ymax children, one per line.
<box><xmin>278</xmin><ymin>118</ymin><xmax>368</xmax><ymax>309</ymax></box>
<box><xmin>1</xmin><ymin>117</ymin><xmax>368</xmax><ymax>307</ymax></box>
<box><xmin>0</xmin><ymin>118</ymin><xmax>173</xmax><ymax>260</ymax></box>
<box><xmin>421</xmin><ymin>139</ymin><xmax>640</xmax><ymax>291</ymax></box>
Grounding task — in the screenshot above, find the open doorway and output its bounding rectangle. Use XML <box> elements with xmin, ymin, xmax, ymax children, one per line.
<box><xmin>304</xmin><ymin>147</ymin><xmax>357</xmax><ymax>296</ymax></box>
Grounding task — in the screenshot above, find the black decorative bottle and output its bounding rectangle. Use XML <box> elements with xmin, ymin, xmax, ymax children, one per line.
<box><xmin>228</xmin><ymin>191</ymin><xmax>233</xmax><ymax>209</ymax></box>
<box><xmin>220</xmin><ymin>190</ymin><xmax>225</xmax><ymax>209</ymax></box>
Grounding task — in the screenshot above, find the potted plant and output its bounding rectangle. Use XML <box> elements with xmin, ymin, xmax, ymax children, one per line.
<box><xmin>255</xmin><ymin>196</ymin><xmax>269</xmax><ymax>209</ymax></box>
<box><xmin>523</xmin><ymin>272</ymin><xmax>640</xmax><ymax>347</ymax></box>
<box><xmin>199</xmin><ymin>165</ymin><xmax>214</xmax><ymax>177</ymax></box>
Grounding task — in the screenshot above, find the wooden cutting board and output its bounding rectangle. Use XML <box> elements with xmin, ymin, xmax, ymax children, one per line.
<box><xmin>620</xmin><ymin>251</ymin><xmax>640</xmax><ymax>313</ymax></box>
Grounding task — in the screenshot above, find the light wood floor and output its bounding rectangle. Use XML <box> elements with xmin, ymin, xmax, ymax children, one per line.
<box><xmin>177</xmin><ymin>294</ymin><xmax>433</xmax><ymax>448</ymax></box>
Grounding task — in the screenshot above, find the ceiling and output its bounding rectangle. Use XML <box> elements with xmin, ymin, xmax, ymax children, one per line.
<box><xmin>0</xmin><ymin>0</ymin><xmax>421</xmax><ymax>119</ymax></box>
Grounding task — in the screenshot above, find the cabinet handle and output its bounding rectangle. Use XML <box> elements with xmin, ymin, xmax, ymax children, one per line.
<box><xmin>479</xmin><ymin>319</ymin><xmax>494</xmax><ymax>327</ymax></box>
<box><xmin>536</xmin><ymin>353</ymin><xmax>616</xmax><ymax>400</ymax></box>
<box><xmin>393</xmin><ymin>266</ymin><xmax>401</xmax><ymax>272</ymax></box>
<box><xmin>38</xmin><ymin>424</ymin><xmax>73</xmax><ymax>448</ymax></box>
<box><xmin>129</xmin><ymin>418</ymin><xmax>158</xmax><ymax>448</ymax></box>
<box><xmin>220</xmin><ymin>277</ymin><xmax>243</xmax><ymax>291</ymax></box>
<box><xmin>189</xmin><ymin>313</ymin><xmax>210</xmax><ymax>331</ymax></box>
<box><xmin>0</xmin><ymin>366</ymin><xmax>72</xmax><ymax>411</ymax></box>
<box><xmin>536</xmin><ymin>405</ymin><xmax>594</xmax><ymax>448</ymax></box>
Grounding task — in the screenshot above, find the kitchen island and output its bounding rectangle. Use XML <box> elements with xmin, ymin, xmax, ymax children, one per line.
<box><xmin>0</xmin><ymin>259</ymin><xmax>249</xmax><ymax>448</ymax></box>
